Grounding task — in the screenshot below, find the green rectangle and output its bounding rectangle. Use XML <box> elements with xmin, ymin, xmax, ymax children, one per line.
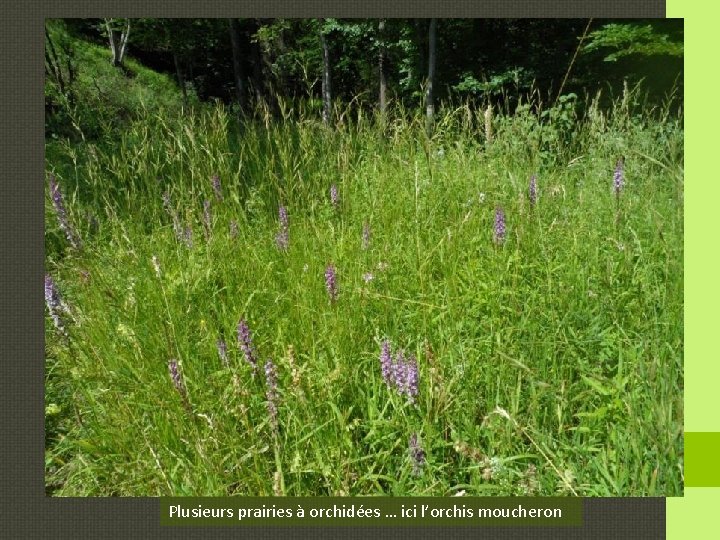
<box><xmin>685</xmin><ymin>433</ymin><xmax>720</xmax><ymax>487</ymax></box>
<box><xmin>160</xmin><ymin>497</ymin><xmax>582</xmax><ymax>527</ymax></box>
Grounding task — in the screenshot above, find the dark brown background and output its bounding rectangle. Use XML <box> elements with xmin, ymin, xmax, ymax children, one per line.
<box><xmin>1</xmin><ymin>1</ymin><xmax>667</xmax><ymax>538</ymax></box>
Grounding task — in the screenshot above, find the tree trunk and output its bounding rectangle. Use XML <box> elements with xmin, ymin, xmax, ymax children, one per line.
<box><xmin>320</xmin><ymin>24</ymin><xmax>332</xmax><ymax>126</ymax></box>
<box><xmin>106</xmin><ymin>22</ymin><xmax>119</xmax><ymax>65</ymax></box>
<box><xmin>425</xmin><ymin>18</ymin><xmax>437</xmax><ymax>135</ymax></box>
<box><xmin>228</xmin><ymin>18</ymin><xmax>246</xmax><ymax>111</ymax></box>
<box><xmin>106</xmin><ymin>19</ymin><xmax>130</xmax><ymax>67</ymax></box>
<box><xmin>187</xmin><ymin>59</ymin><xmax>195</xmax><ymax>85</ymax></box>
<box><xmin>414</xmin><ymin>19</ymin><xmax>426</xmax><ymax>92</ymax></box>
<box><xmin>378</xmin><ymin>19</ymin><xmax>387</xmax><ymax>118</ymax></box>
<box><xmin>173</xmin><ymin>51</ymin><xmax>188</xmax><ymax>107</ymax></box>
<box><xmin>118</xmin><ymin>20</ymin><xmax>130</xmax><ymax>65</ymax></box>
<box><xmin>249</xmin><ymin>19</ymin><xmax>265</xmax><ymax>107</ymax></box>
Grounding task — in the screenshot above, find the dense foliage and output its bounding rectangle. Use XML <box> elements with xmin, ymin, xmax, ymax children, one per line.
<box><xmin>45</xmin><ymin>18</ymin><xmax>683</xmax><ymax>140</ymax></box>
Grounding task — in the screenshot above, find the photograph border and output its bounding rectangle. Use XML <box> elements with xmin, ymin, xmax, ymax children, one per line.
<box><xmin>3</xmin><ymin>0</ymin><xmax>697</xmax><ymax>538</ymax></box>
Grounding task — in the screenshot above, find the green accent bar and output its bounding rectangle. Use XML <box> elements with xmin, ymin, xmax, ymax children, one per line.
<box><xmin>685</xmin><ymin>433</ymin><xmax>720</xmax><ymax>487</ymax></box>
<box><xmin>160</xmin><ymin>497</ymin><xmax>582</xmax><ymax>527</ymax></box>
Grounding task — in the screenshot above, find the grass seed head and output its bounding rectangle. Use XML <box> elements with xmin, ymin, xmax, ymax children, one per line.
<box><xmin>362</xmin><ymin>222</ymin><xmax>371</xmax><ymax>249</ymax></box>
<box><xmin>265</xmin><ymin>359</ymin><xmax>279</xmax><ymax>430</ymax></box>
<box><xmin>216</xmin><ymin>338</ymin><xmax>229</xmax><ymax>367</ymax></box>
<box><xmin>409</xmin><ymin>433</ymin><xmax>425</xmax><ymax>476</ymax></box>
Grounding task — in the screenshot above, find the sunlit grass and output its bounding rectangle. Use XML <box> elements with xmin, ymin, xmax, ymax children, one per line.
<box><xmin>45</xmin><ymin>90</ymin><xmax>683</xmax><ymax>496</ymax></box>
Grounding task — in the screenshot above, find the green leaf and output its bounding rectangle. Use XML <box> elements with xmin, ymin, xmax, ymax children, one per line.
<box><xmin>581</xmin><ymin>375</ymin><xmax>613</xmax><ymax>396</ymax></box>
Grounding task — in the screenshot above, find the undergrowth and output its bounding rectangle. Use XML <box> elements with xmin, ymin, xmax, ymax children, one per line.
<box><xmin>45</xmin><ymin>88</ymin><xmax>683</xmax><ymax>496</ymax></box>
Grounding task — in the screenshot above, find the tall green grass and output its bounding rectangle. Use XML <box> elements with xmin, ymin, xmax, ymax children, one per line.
<box><xmin>45</xmin><ymin>19</ymin><xmax>190</xmax><ymax>142</ymax></box>
<box><xmin>45</xmin><ymin>89</ymin><xmax>683</xmax><ymax>496</ymax></box>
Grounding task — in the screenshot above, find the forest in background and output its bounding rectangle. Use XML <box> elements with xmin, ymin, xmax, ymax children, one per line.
<box><xmin>45</xmin><ymin>18</ymin><xmax>683</xmax><ymax>140</ymax></box>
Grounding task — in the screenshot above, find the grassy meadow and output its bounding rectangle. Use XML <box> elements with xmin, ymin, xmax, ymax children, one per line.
<box><xmin>45</xmin><ymin>90</ymin><xmax>684</xmax><ymax>496</ymax></box>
